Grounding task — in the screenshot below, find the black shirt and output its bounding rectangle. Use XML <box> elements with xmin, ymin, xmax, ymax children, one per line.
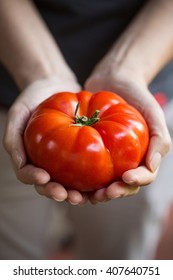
<box><xmin>34</xmin><ymin>0</ymin><xmax>146</xmax><ymax>83</ymax></box>
<box><xmin>0</xmin><ymin>0</ymin><xmax>172</xmax><ymax>108</ymax></box>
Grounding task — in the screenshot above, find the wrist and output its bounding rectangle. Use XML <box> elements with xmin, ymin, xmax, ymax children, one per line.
<box><xmin>103</xmin><ymin>46</ymin><xmax>151</xmax><ymax>86</ymax></box>
<box><xmin>15</xmin><ymin>59</ymin><xmax>78</xmax><ymax>91</ymax></box>
<box><xmin>94</xmin><ymin>0</ymin><xmax>173</xmax><ymax>87</ymax></box>
<box><xmin>21</xmin><ymin>75</ymin><xmax>81</xmax><ymax>94</ymax></box>
<box><xmin>89</xmin><ymin>52</ymin><xmax>147</xmax><ymax>88</ymax></box>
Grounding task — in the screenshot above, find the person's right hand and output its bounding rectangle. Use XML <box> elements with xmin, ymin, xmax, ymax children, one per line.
<box><xmin>3</xmin><ymin>76</ymin><xmax>89</xmax><ymax>206</ymax></box>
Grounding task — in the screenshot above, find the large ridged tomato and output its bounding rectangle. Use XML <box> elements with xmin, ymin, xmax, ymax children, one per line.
<box><xmin>24</xmin><ymin>91</ymin><xmax>149</xmax><ymax>192</ymax></box>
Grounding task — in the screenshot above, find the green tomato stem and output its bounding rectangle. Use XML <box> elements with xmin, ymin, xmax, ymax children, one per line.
<box><xmin>73</xmin><ymin>102</ymin><xmax>100</xmax><ymax>126</ymax></box>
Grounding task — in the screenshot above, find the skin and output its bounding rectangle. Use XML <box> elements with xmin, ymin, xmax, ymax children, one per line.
<box><xmin>0</xmin><ymin>0</ymin><xmax>172</xmax><ymax>205</ymax></box>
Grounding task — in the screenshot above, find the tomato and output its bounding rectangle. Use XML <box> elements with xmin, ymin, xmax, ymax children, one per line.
<box><xmin>24</xmin><ymin>91</ymin><xmax>149</xmax><ymax>192</ymax></box>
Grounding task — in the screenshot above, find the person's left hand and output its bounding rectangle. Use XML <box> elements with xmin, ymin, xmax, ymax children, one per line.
<box><xmin>84</xmin><ymin>56</ymin><xmax>172</xmax><ymax>204</ymax></box>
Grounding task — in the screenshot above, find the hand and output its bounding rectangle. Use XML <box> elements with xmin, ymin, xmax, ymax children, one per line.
<box><xmin>3</xmin><ymin>76</ymin><xmax>88</xmax><ymax>205</ymax></box>
<box><xmin>85</xmin><ymin>58</ymin><xmax>172</xmax><ymax>204</ymax></box>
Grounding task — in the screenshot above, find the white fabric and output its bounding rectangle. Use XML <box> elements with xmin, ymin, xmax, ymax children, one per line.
<box><xmin>0</xmin><ymin>109</ymin><xmax>72</xmax><ymax>259</ymax></box>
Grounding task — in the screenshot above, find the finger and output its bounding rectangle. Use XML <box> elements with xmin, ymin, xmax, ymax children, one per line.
<box><xmin>3</xmin><ymin>105</ymin><xmax>30</xmax><ymax>169</ymax></box>
<box><xmin>66</xmin><ymin>190</ymin><xmax>86</xmax><ymax>205</ymax></box>
<box><xmin>36</xmin><ymin>185</ymin><xmax>88</xmax><ymax>205</ymax></box>
<box><xmin>126</xmin><ymin>90</ymin><xmax>172</xmax><ymax>173</ymax></box>
<box><xmin>122</xmin><ymin>165</ymin><xmax>158</xmax><ymax>186</ymax></box>
<box><xmin>15</xmin><ymin>164</ymin><xmax>50</xmax><ymax>185</ymax></box>
<box><xmin>146</xmin><ymin>133</ymin><xmax>172</xmax><ymax>172</ymax></box>
<box><xmin>142</xmin><ymin>97</ymin><xmax>172</xmax><ymax>172</ymax></box>
<box><xmin>78</xmin><ymin>193</ymin><xmax>89</xmax><ymax>206</ymax></box>
<box><xmin>35</xmin><ymin>182</ymin><xmax>68</xmax><ymax>201</ymax></box>
<box><xmin>89</xmin><ymin>188</ymin><xmax>110</xmax><ymax>204</ymax></box>
<box><xmin>106</xmin><ymin>181</ymin><xmax>140</xmax><ymax>199</ymax></box>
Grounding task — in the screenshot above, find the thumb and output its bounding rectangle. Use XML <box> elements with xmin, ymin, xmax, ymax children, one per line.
<box><xmin>145</xmin><ymin>107</ymin><xmax>172</xmax><ymax>172</ymax></box>
<box><xmin>3</xmin><ymin>106</ymin><xmax>27</xmax><ymax>169</ymax></box>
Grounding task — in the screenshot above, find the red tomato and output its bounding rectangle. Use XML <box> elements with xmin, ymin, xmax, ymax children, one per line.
<box><xmin>24</xmin><ymin>91</ymin><xmax>149</xmax><ymax>192</ymax></box>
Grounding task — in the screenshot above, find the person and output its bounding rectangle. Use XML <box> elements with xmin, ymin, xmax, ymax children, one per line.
<box><xmin>0</xmin><ymin>0</ymin><xmax>172</xmax><ymax>259</ymax></box>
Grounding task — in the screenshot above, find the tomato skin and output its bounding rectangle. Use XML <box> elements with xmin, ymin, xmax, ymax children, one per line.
<box><xmin>24</xmin><ymin>91</ymin><xmax>149</xmax><ymax>192</ymax></box>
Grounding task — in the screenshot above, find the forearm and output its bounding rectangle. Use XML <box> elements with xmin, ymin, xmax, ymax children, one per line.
<box><xmin>0</xmin><ymin>0</ymin><xmax>75</xmax><ymax>90</ymax></box>
<box><xmin>108</xmin><ymin>0</ymin><xmax>173</xmax><ymax>84</ymax></box>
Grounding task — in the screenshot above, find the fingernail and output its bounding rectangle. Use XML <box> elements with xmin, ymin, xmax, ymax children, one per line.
<box><xmin>113</xmin><ymin>187</ymin><xmax>139</xmax><ymax>198</ymax></box>
<box><xmin>126</xmin><ymin>186</ymin><xmax>140</xmax><ymax>196</ymax></box>
<box><xmin>108</xmin><ymin>186</ymin><xmax>139</xmax><ymax>199</ymax></box>
<box><xmin>109</xmin><ymin>191</ymin><xmax>126</xmax><ymax>199</ymax></box>
<box><xmin>68</xmin><ymin>200</ymin><xmax>79</xmax><ymax>205</ymax></box>
<box><xmin>123</xmin><ymin>178</ymin><xmax>136</xmax><ymax>185</ymax></box>
<box><xmin>53</xmin><ymin>196</ymin><xmax>65</xmax><ymax>202</ymax></box>
<box><xmin>150</xmin><ymin>152</ymin><xmax>161</xmax><ymax>172</ymax></box>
